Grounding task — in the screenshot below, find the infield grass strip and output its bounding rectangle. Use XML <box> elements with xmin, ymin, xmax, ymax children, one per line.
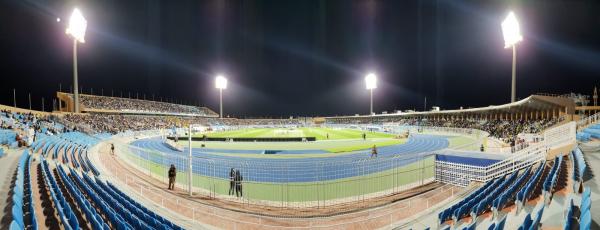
<box><xmin>197</xmin><ymin>128</ymin><xmax>395</xmax><ymax>140</ymax></box>
<box><xmin>179</xmin><ymin>138</ymin><xmax>406</xmax><ymax>154</ymax></box>
<box><xmin>123</xmin><ymin>150</ymin><xmax>434</xmax><ymax>202</ymax></box>
<box><xmin>447</xmin><ymin>136</ymin><xmax>479</xmax><ymax>151</ymax></box>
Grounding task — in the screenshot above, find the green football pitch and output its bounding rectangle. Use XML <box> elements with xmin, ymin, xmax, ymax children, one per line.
<box><xmin>197</xmin><ymin>127</ymin><xmax>395</xmax><ymax>140</ymax></box>
<box><xmin>184</xmin><ymin>127</ymin><xmax>404</xmax><ymax>153</ymax></box>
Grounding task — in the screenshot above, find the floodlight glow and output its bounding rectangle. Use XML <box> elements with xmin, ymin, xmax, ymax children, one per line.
<box><xmin>501</xmin><ymin>11</ymin><xmax>522</xmax><ymax>48</ymax></box>
<box><xmin>215</xmin><ymin>75</ymin><xmax>228</xmax><ymax>89</ymax></box>
<box><xmin>56</xmin><ymin>18</ymin><xmax>61</xmax><ymax>22</ymax></box>
<box><xmin>365</xmin><ymin>73</ymin><xmax>377</xmax><ymax>90</ymax></box>
<box><xmin>66</xmin><ymin>8</ymin><xmax>87</xmax><ymax>43</ymax></box>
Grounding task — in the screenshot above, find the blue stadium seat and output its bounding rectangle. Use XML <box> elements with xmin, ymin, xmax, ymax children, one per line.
<box><xmin>9</xmin><ymin>220</ymin><xmax>22</xmax><ymax>230</ymax></box>
<box><xmin>580</xmin><ymin>210</ymin><xmax>591</xmax><ymax>230</ymax></box>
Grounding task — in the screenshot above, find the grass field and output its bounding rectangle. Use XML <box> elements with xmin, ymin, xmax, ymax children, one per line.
<box><xmin>198</xmin><ymin>127</ymin><xmax>395</xmax><ymax>140</ymax></box>
<box><xmin>182</xmin><ymin>138</ymin><xmax>406</xmax><ymax>154</ymax></box>
<box><xmin>185</xmin><ymin>127</ymin><xmax>402</xmax><ymax>153</ymax></box>
<box><xmin>123</xmin><ymin>148</ymin><xmax>434</xmax><ymax>202</ymax></box>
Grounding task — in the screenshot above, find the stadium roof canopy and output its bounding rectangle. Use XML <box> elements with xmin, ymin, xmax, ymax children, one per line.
<box><xmin>326</xmin><ymin>95</ymin><xmax>576</xmax><ymax>120</ymax></box>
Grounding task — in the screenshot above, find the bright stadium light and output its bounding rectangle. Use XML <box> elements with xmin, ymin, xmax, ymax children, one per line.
<box><xmin>502</xmin><ymin>12</ymin><xmax>522</xmax><ymax>48</ymax></box>
<box><xmin>66</xmin><ymin>8</ymin><xmax>87</xmax><ymax>113</ymax></box>
<box><xmin>502</xmin><ymin>11</ymin><xmax>522</xmax><ymax>103</ymax></box>
<box><xmin>66</xmin><ymin>8</ymin><xmax>87</xmax><ymax>43</ymax></box>
<box><xmin>215</xmin><ymin>75</ymin><xmax>227</xmax><ymax>118</ymax></box>
<box><xmin>215</xmin><ymin>75</ymin><xmax>228</xmax><ymax>90</ymax></box>
<box><xmin>365</xmin><ymin>73</ymin><xmax>377</xmax><ymax>90</ymax></box>
<box><xmin>365</xmin><ymin>73</ymin><xmax>377</xmax><ymax>115</ymax></box>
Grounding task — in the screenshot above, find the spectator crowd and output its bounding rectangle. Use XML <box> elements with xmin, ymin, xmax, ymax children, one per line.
<box><xmin>61</xmin><ymin>114</ymin><xmax>303</xmax><ymax>134</ymax></box>
<box><xmin>79</xmin><ymin>95</ymin><xmax>216</xmax><ymax>116</ymax></box>
<box><xmin>327</xmin><ymin>116</ymin><xmax>562</xmax><ymax>145</ymax></box>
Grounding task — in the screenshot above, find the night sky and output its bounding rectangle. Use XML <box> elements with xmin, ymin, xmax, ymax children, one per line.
<box><xmin>1</xmin><ymin>0</ymin><xmax>599</xmax><ymax>117</ymax></box>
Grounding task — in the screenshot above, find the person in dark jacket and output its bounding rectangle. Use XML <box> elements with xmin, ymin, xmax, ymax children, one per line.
<box><xmin>370</xmin><ymin>145</ymin><xmax>378</xmax><ymax>158</ymax></box>
<box><xmin>228</xmin><ymin>168</ymin><xmax>236</xmax><ymax>195</ymax></box>
<box><xmin>168</xmin><ymin>164</ymin><xmax>176</xmax><ymax>190</ymax></box>
<box><xmin>235</xmin><ymin>169</ymin><xmax>243</xmax><ymax>197</ymax></box>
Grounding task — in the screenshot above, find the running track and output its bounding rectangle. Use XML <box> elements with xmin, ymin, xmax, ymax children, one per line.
<box><xmin>129</xmin><ymin>134</ymin><xmax>449</xmax><ymax>183</ymax></box>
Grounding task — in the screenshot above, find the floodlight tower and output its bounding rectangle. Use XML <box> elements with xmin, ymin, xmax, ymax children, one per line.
<box><xmin>365</xmin><ymin>73</ymin><xmax>377</xmax><ymax>115</ymax></box>
<box><xmin>502</xmin><ymin>11</ymin><xmax>523</xmax><ymax>103</ymax></box>
<box><xmin>66</xmin><ymin>8</ymin><xmax>87</xmax><ymax>113</ymax></box>
<box><xmin>215</xmin><ymin>75</ymin><xmax>227</xmax><ymax>118</ymax></box>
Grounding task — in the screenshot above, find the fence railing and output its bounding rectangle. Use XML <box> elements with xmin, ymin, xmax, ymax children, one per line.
<box><xmin>577</xmin><ymin>112</ymin><xmax>600</xmax><ymax>131</ymax></box>
<box><xmin>435</xmin><ymin>121</ymin><xmax>576</xmax><ymax>187</ymax></box>
<box><xmin>112</xmin><ymin>135</ymin><xmax>437</xmax><ymax>208</ymax></box>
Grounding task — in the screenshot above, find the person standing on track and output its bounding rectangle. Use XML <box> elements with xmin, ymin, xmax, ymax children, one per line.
<box><xmin>168</xmin><ymin>164</ymin><xmax>177</xmax><ymax>190</ymax></box>
<box><xmin>228</xmin><ymin>168</ymin><xmax>236</xmax><ymax>195</ymax></box>
<box><xmin>235</xmin><ymin>169</ymin><xmax>243</xmax><ymax>198</ymax></box>
<box><xmin>110</xmin><ymin>143</ymin><xmax>115</xmax><ymax>155</ymax></box>
<box><xmin>370</xmin><ymin>145</ymin><xmax>378</xmax><ymax>158</ymax></box>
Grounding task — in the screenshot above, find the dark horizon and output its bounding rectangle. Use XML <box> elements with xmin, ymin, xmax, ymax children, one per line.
<box><xmin>1</xmin><ymin>0</ymin><xmax>599</xmax><ymax>118</ymax></box>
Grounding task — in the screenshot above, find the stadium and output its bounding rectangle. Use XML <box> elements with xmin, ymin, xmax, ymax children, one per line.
<box><xmin>1</xmin><ymin>1</ymin><xmax>599</xmax><ymax>230</ymax></box>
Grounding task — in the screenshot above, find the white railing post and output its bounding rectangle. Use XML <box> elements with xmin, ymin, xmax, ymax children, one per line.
<box><xmin>188</xmin><ymin>124</ymin><xmax>192</xmax><ymax>196</ymax></box>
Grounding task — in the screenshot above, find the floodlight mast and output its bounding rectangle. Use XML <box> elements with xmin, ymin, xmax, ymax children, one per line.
<box><xmin>215</xmin><ymin>75</ymin><xmax>227</xmax><ymax>118</ymax></box>
<box><xmin>365</xmin><ymin>73</ymin><xmax>377</xmax><ymax>115</ymax></box>
<box><xmin>66</xmin><ymin>8</ymin><xmax>87</xmax><ymax>113</ymax></box>
<box><xmin>502</xmin><ymin>11</ymin><xmax>522</xmax><ymax>103</ymax></box>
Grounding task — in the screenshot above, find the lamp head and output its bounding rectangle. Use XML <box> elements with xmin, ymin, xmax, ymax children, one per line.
<box><xmin>501</xmin><ymin>11</ymin><xmax>523</xmax><ymax>48</ymax></box>
<box><xmin>66</xmin><ymin>8</ymin><xmax>87</xmax><ymax>43</ymax></box>
<box><xmin>365</xmin><ymin>73</ymin><xmax>377</xmax><ymax>90</ymax></box>
<box><xmin>215</xmin><ymin>75</ymin><xmax>228</xmax><ymax>89</ymax></box>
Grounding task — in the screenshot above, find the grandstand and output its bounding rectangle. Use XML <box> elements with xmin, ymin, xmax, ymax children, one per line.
<box><xmin>0</xmin><ymin>92</ymin><xmax>597</xmax><ymax>229</ymax></box>
<box><xmin>2</xmin><ymin>0</ymin><xmax>600</xmax><ymax>228</ymax></box>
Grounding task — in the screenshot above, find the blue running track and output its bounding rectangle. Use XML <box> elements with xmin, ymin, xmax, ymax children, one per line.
<box><xmin>129</xmin><ymin>134</ymin><xmax>449</xmax><ymax>183</ymax></box>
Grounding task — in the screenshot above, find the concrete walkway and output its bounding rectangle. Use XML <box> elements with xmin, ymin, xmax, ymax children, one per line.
<box><xmin>90</xmin><ymin>140</ymin><xmax>463</xmax><ymax>229</ymax></box>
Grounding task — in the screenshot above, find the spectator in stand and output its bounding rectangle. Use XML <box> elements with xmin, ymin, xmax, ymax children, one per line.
<box><xmin>79</xmin><ymin>94</ymin><xmax>215</xmax><ymax>115</ymax></box>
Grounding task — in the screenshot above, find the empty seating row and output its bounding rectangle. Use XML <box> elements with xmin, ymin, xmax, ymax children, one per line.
<box><xmin>516</xmin><ymin>162</ymin><xmax>546</xmax><ymax>206</ymax></box>
<box><xmin>56</xmin><ymin>165</ymin><xmax>109</xmax><ymax>230</ymax></box>
<box><xmin>486</xmin><ymin>215</ymin><xmax>507</xmax><ymax>230</ymax></box>
<box><xmin>82</xmin><ymin>172</ymin><xmax>179</xmax><ymax>230</ymax></box>
<box><xmin>9</xmin><ymin>150</ymin><xmax>37</xmax><ymax>230</ymax></box>
<box><xmin>452</xmin><ymin>176</ymin><xmax>506</xmax><ymax>221</ymax></box>
<box><xmin>579</xmin><ymin>188</ymin><xmax>591</xmax><ymax>230</ymax></box>
<box><xmin>491</xmin><ymin>166</ymin><xmax>533</xmax><ymax>215</ymax></box>
<box><xmin>564</xmin><ymin>187</ymin><xmax>591</xmax><ymax>230</ymax></box>
<box><xmin>79</xmin><ymin>170</ymin><xmax>155</xmax><ymax>229</ymax></box>
<box><xmin>40</xmin><ymin>158</ymin><xmax>80</xmax><ymax>230</ymax></box>
<box><xmin>438</xmin><ymin>176</ymin><xmax>499</xmax><ymax>224</ymax></box>
<box><xmin>571</xmin><ymin>148</ymin><xmax>586</xmax><ymax>183</ymax></box>
<box><xmin>97</xmin><ymin>178</ymin><xmax>180</xmax><ymax>230</ymax></box>
<box><xmin>33</xmin><ymin>132</ymin><xmax>99</xmax><ymax>175</ymax></box>
<box><xmin>106</xmin><ymin>182</ymin><xmax>183</xmax><ymax>230</ymax></box>
<box><xmin>581</xmin><ymin>124</ymin><xmax>600</xmax><ymax>139</ymax></box>
<box><xmin>542</xmin><ymin>156</ymin><xmax>563</xmax><ymax>194</ymax></box>
<box><xmin>517</xmin><ymin>207</ymin><xmax>544</xmax><ymax>230</ymax></box>
<box><xmin>576</xmin><ymin>132</ymin><xmax>591</xmax><ymax>142</ymax></box>
<box><xmin>69</xmin><ymin>167</ymin><xmax>136</xmax><ymax>230</ymax></box>
<box><xmin>471</xmin><ymin>171</ymin><xmax>521</xmax><ymax>219</ymax></box>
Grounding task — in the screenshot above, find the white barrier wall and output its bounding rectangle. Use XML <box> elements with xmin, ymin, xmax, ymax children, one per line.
<box><xmin>435</xmin><ymin>122</ymin><xmax>576</xmax><ymax>187</ymax></box>
<box><xmin>543</xmin><ymin>121</ymin><xmax>576</xmax><ymax>149</ymax></box>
